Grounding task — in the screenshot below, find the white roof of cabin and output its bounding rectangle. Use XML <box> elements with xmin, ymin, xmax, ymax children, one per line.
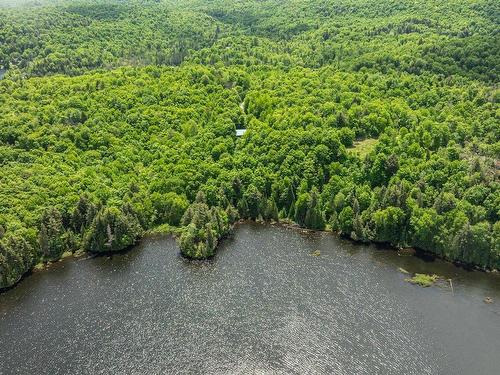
<box><xmin>236</xmin><ymin>129</ymin><xmax>247</xmax><ymax>136</ymax></box>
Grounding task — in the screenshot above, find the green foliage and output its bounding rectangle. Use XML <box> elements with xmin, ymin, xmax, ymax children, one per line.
<box><xmin>492</xmin><ymin>222</ymin><xmax>500</xmax><ymax>269</ymax></box>
<box><xmin>371</xmin><ymin>207</ymin><xmax>406</xmax><ymax>246</ymax></box>
<box><xmin>410</xmin><ymin>208</ymin><xmax>441</xmax><ymax>254</ymax></box>
<box><xmin>406</xmin><ymin>273</ymin><xmax>439</xmax><ymax>287</ymax></box>
<box><xmin>294</xmin><ymin>189</ymin><xmax>325</xmax><ymax>230</ymax></box>
<box><xmin>0</xmin><ymin>0</ymin><xmax>498</xmax><ymax>288</ymax></box>
<box><xmin>243</xmin><ymin>185</ymin><xmax>262</xmax><ymax>220</ymax></box>
<box><xmin>338</xmin><ymin>206</ymin><xmax>354</xmax><ymax>235</ymax></box>
<box><xmin>0</xmin><ymin>231</ymin><xmax>36</xmax><ymax>289</ymax></box>
<box><xmin>178</xmin><ymin>197</ymin><xmax>236</xmax><ymax>259</ymax></box>
<box><xmin>151</xmin><ymin>192</ymin><xmax>189</xmax><ymax>226</ymax></box>
<box><xmin>0</xmin><ymin>0</ymin><xmax>224</xmax><ymax>77</ymax></box>
<box><xmin>39</xmin><ymin>207</ymin><xmax>68</xmax><ymax>260</ymax></box>
<box><xmin>82</xmin><ymin>206</ymin><xmax>142</xmax><ymax>253</ymax></box>
<box><xmin>304</xmin><ymin>188</ymin><xmax>325</xmax><ymax>230</ymax></box>
<box><xmin>261</xmin><ymin>198</ymin><xmax>279</xmax><ymax>222</ymax></box>
<box><xmin>294</xmin><ymin>193</ymin><xmax>310</xmax><ymax>227</ymax></box>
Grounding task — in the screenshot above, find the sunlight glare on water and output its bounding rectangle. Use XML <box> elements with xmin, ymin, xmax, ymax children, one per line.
<box><xmin>1</xmin><ymin>223</ymin><xmax>499</xmax><ymax>374</ymax></box>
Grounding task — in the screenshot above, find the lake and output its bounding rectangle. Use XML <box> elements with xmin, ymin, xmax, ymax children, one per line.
<box><xmin>1</xmin><ymin>223</ymin><xmax>499</xmax><ymax>374</ymax></box>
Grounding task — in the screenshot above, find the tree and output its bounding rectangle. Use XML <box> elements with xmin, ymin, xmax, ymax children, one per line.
<box><xmin>410</xmin><ymin>207</ymin><xmax>441</xmax><ymax>253</ymax></box>
<box><xmin>237</xmin><ymin>197</ymin><xmax>250</xmax><ymax>219</ymax></box>
<box><xmin>351</xmin><ymin>214</ymin><xmax>365</xmax><ymax>241</ymax></box>
<box><xmin>260</xmin><ymin>197</ymin><xmax>278</xmax><ymax>222</ymax></box>
<box><xmin>226</xmin><ymin>204</ymin><xmax>239</xmax><ymax>224</ymax></box>
<box><xmin>277</xmin><ymin>177</ymin><xmax>295</xmax><ymax>214</ymax></box>
<box><xmin>0</xmin><ymin>232</ymin><xmax>36</xmax><ymax>289</ymax></box>
<box><xmin>39</xmin><ymin>207</ymin><xmax>67</xmax><ymax>260</ymax></box>
<box><xmin>243</xmin><ymin>185</ymin><xmax>262</xmax><ymax>220</ymax></box>
<box><xmin>338</xmin><ymin>206</ymin><xmax>354</xmax><ymax>235</ymax></box>
<box><xmin>151</xmin><ymin>192</ymin><xmax>188</xmax><ymax>226</ymax></box>
<box><xmin>71</xmin><ymin>195</ymin><xmax>97</xmax><ymax>233</ymax></box>
<box><xmin>83</xmin><ymin>207</ymin><xmax>143</xmax><ymax>253</ymax></box>
<box><xmin>294</xmin><ymin>192</ymin><xmax>310</xmax><ymax>226</ymax></box>
<box><xmin>179</xmin><ymin>224</ymin><xmax>197</xmax><ymax>258</ymax></box>
<box><xmin>452</xmin><ymin>221</ymin><xmax>492</xmax><ymax>267</ymax></box>
<box><xmin>177</xmin><ymin>201</ymin><xmax>232</xmax><ymax>259</ymax></box>
<box><xmin>371</xmin><ymin>207</ymin><xmax>406</xmax><ymax>246</ymax></box>
<box><xmin>491</xmin><ymin>222</ymin><xmax>500</xmax><ymax>269</ymax></box>
<box><xmin>304</xmin><ymin>188</ymin><xmax>325</xmax><ymax>230</ymax></box>
<box><xmin>333</xmin><ymin>192</ymin><xmax>346</xmax><ymax>212</ymax></box>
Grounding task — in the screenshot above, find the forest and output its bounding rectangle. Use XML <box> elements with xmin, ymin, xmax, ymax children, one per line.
<box><xmin>0</xmin><ymin>0</ymin><xmax>498</xmax><ymax>289</ymax></box>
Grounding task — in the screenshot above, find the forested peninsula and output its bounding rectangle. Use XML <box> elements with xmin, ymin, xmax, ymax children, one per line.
<box><xmin>0</xmin><ymin>0</ymin><xmax>499</xmax><ymax>289</ymax></box>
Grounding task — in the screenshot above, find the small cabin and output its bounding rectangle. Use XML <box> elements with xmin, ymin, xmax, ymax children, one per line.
<box><xmin>236</xmin><ymin>129</ymin><xmax>247</xmax><ymax>137</ymax></box>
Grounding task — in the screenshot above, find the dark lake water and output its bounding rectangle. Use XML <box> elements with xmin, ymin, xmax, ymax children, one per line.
<box><xmin>1</xmin><ymin>223</ymin><xmax>499</xmax><ymax>374</ymax></box>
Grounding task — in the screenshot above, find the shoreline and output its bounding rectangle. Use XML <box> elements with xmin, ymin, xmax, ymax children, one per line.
<box><xmin>252</xmin><ymin>220</ymin><xmax>500</xmax><ymax>274</ymax></box>
<box><xmin>2</xmin><ymin>220</ymin><xmax>497</xmax><ymax>294</ymax></box>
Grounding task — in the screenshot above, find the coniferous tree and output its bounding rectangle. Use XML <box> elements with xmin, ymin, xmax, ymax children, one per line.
<box><xmin>39</xmin><ymin>207</ymin><xmax>67</xmax><ymax>260</ymax></box>
<box><xmin>244</xmin><ymin>185</ymin><xmax>262</xmax><ymax>220</ymax></box>
<box><xmin>83</xmin><ymin>207</ymin><xmax>142</xmax><ymax>253</ymax></box>
<box><xmin>294</xmin><ymin>193</ymin><xmax>310</xmax><ymax>226</ymax></box>
<box><xmin>304</xmin><ymin>188</ymin><xmax>325</xmax><ymax>230</ymax></box>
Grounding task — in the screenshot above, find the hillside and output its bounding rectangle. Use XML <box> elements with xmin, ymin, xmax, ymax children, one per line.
<box><xmin>0</xmin><ymin>0</ymin><xmax>498</xmax><ymax>289</ymax></box>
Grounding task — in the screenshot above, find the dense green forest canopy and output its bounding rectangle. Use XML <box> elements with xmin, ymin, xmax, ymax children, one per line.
<box><xmin>1</xmin><ymin>0</ymin><xmax>499</xmax><ymax>80</ymax></box>
<box><xmin>0</xmin><ymin>0</ymin><xmax>498</xmax><ymax>289</ymax></box>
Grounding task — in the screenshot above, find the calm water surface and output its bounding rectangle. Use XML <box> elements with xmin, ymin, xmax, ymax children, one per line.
<box><xmin>1</xmin><ymin>223</ymin><xmax>499</xmax><ymax>374</ymax></box>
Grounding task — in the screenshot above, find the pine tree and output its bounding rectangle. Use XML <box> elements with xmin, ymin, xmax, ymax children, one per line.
<box><xmin>71</xmin><ymin>195</ymin><xmax>96</xmax><ymax>233</ymax></box>
<box><xmin>330</xmin><ymin>211</ymin><xmax>340</xmax><ymax>231</ymax></box>
<box><xmin>225</xmin><ymin>204</ymin><xmax>239</xmax><ymax>224</ymax></box>
<box><xmin>237</xmin><ymin>197</ymin><xmax>250</xmax><ymax>219</ymax></box>
<box><xmin>294</xmin><ymin>193</ymin><xmax>310</xmax><ymax>226</ymax></box>
<box><xmin>39</xmin><ymin>207</ymin><xmax>66</xmax><ymax>260</ymax></box>
<box><xmin>304</xmin><ymin>188</ymin><xmax>325</xmax><ymax>230</ymax></box>
<box><xmin>268</xmin><ymin>198</ymin><xmax>279</xmax><ymax>222</ymax></box>
<box><xmin>83</xmin><ymin>207</ymin><xmax>142</xmax><ymax>253</ymax></box>
<box><xmin>205</xmin><ymin>223</ymin><xmax>215</xmax><ymax>256</ymax></box>
<box><xmin>244</xmin><ymin>185</ymin><xmax>262</xmax><ymax>220</ymax></box>
<box><xmin>195</xmin><ymin>191</ymin><xmax>207</xmax><ymax>203</ymax></box>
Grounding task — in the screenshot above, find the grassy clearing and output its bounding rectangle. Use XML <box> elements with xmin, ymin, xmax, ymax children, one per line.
<box><xmin>350</xmin><ymin>138</ymin><xmax>379</xmax><ymax>158</ymax></box>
